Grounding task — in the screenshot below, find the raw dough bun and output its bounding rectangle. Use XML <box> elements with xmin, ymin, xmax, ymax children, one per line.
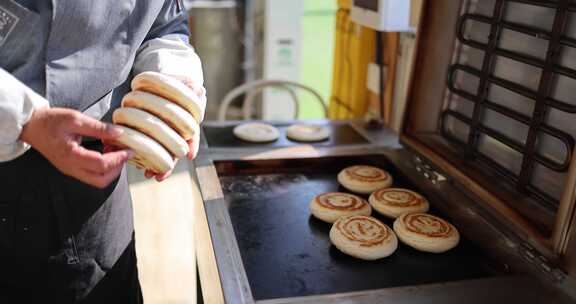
<box><xmin>393</xmin><ymin>213</ymin><xmax>460</xmax><ymax>253</ymax></box>
<box><xmin>286</xmin><ymin>124</ymin><xmax>330</xmax><ymax>142</ymax></box>
<box><xmin>131</xmin><ymin>71</ymin><xmax>205</xmax><ymax>123</ymax></box>
<box><xmin>309</xmin><ymin>192</ymin><xmax>371</xmax><ymax>223</ymax></box>
<box><xmin>233</xmin><ymin>122</ymin><xmax>279</xmax><ymax>143</ymax></box>
<box><xmin>337</xmin><ymin>165</ymin><xmax>393</xmax><ymax>194</ymax></box>
<box><xmin>107</xmin><ymin>126</ymin><xmax>174</xmax><ymax>174</ymax></box>
<box><xmin>369</xmin><ymin>188</ymin><xmax>430</xmax><ymax>219</ymax></box>
<box><xmin>330</xmin><ymin>215</ymin><xmax>398</xmax><ymax>260</ymax></box>
<box><xmin>113</xmin><ymin>107</ymin><xmax>189</xmax><ymax>158</ymax></box>
<box><xmin>121</xmin><ymin>91</ymin><xmax>199</xmax><ymax>140</ymax></box>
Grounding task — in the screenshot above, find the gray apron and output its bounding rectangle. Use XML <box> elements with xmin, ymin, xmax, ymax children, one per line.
<box><xmin>0</xmin><ymin>143</ymin><xmax>138</xmax><ymax>302</ymax></box>
<box><xmin>0</xmin><ymin>0</ymin><xmax>189</xmax><ymax>301</ymax></box>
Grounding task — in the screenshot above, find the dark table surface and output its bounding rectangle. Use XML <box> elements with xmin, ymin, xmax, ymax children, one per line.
<box><xmin>216</xmin><ymin>155</ymin><xmax>507</xmax><ymax>300</ymax></box>
<box><xmin>203</xmin><ymin>122</ymin><xmax>370</xmax><ymax>148</ymax></box>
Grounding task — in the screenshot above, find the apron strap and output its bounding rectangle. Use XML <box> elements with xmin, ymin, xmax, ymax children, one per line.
<box><xmin>80</xmin><ymin>89</ymin><xmax>113</xmax><ymax>113</ymax></box>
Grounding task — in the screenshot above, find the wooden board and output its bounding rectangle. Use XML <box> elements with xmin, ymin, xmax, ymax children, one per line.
<box><xmin>194</xmin><ymin>164</ymin><xmax>226</xmax><ymax>304</ymax></box>
<box><xmin>128</xmin><ymin>161</ymin><xmax>197</xmax><ymax>304</ymax></box>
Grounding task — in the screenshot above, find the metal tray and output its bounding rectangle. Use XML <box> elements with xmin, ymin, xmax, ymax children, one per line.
<box><xmin>203</xmin><ymin>122</ymin><xmax>369</xmax><ymax>148</ymax></box>
<box><xmin>214</xmin><ymin>155</ymin><xmax>508</xmax><ymax>300</ymax></box>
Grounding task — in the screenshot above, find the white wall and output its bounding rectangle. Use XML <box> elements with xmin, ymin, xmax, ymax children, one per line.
<box><xmin>262</xmin><ymin>0</ymin><xmax>304</xmax><ymax>120</ymax></box>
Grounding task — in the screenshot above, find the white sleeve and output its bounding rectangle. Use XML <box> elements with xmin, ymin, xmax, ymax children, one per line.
<box><xmin>133</xmin><ymin>34</ymin><xmax>207</xmax><ymax>107</ymax></box>
<box><xmin>0</xmin><ymin>69</ymin><xmax>50</xmax><ymax>162</ymax></box>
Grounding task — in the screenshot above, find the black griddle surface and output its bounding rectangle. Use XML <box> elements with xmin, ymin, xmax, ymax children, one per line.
<box><xmin>216</xmin><ymin>156</ymin><xmax>505</xmax><ymax>300</ymax></box>
<box><xmin>203</xmin><ymin>123</ymin><xmax>368</xmax><ymax>148</ymax></box>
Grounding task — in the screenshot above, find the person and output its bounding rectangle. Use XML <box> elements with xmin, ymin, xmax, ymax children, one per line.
<box><xmin>0</xmin><ymin>0</ymin><xmax>206</xmax><ymax>302</ymax></box>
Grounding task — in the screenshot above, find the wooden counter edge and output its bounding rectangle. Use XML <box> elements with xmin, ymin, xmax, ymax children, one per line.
<box><xmin>191</xmin><ymin>160</ymin><xmax>226</xmax><ymax>304</ymax></box>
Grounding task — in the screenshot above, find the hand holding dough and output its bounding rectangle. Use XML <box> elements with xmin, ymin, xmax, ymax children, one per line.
<box><xmin>111</xmin><ymin>72</ymin><xmax>203</xmax><ymax>175</ymax></box>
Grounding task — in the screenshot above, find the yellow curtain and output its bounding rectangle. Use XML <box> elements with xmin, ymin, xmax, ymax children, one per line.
<box><xmin>328</xmin><ymin>0</ymin><xmax>375</xmax><ymax>120</ymax></box>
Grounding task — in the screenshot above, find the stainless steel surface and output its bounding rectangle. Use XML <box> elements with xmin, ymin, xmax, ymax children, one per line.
<box><xmin>243</xmin><ymin>0</ymin><xmax>257</xmax><ymax>83</ymax></box>
<box><xmin>256</xmin><ymin>276</ymin><xmax>569</xmax><ymax>304</ymax></box>
<box><xmin>189</xmin><ymin>3</ymin><xmax>243</xmax><ymax>120</ymax></box>
<box><xmin>200</xmin><ymin>119</ymin><xmax>401</xmax><ymax>160</ymax></box>
<box><xmin>195</xmin><ymin>156</ymin><xmax>254</xmax><ymax>304</ymax></box>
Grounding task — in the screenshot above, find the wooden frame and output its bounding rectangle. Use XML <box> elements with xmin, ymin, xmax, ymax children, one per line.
<box><xmin>192</xmin><ymin>167</ymin><xmax>225</xmax><ymax>304</ymax></box>
<box><xmin>400</xmin><ymin>0</ymin><xmax>576</xmax><ymax>265</ymax></box>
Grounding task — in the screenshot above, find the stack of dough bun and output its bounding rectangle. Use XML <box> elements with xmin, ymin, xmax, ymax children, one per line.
<box><xmin>110</xmin><ymin>72</ymin><xmax>204</xmax><ymax>174</ymax></box>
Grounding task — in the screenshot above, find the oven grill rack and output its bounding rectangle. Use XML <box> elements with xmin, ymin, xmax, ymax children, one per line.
<box><xmin>443</xmin><ymin>0</ymin><xmax>576</xmax><ymax>208</ymax></box>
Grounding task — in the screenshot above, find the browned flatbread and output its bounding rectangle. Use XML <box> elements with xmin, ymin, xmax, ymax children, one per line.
<box><xmin>309</xmin><ymin>192</ymin><xmax>371</xmax><ymax>223</ymax></box>
<box><xmin>330</xmin><ymin>215</ymin><xmax>398</xmax><ymax>260</ymax></box>
<box><xmin>393</xmin><ymin>213</ymin><xmax>460</xmax><ymax>253</ymax></box>
<box><xmin>369</xmin><ymin>188</ymin><xmax>429</xmax><ymax>218</ymax></box>
<box><xmin>337</xmin><ymin>165</ymin><xmax>393</xmax><ymax>194</ymax></box>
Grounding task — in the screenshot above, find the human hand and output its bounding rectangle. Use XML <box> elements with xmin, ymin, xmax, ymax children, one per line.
<box><xmin>20</xmin><ymin>107</ymin><xmax>133</xmax><ymax>188</ymax></box>
<box><xmin>143</xmin><ymin>75</ymin><xmax>204</xmax><ymax>181</ymax></box>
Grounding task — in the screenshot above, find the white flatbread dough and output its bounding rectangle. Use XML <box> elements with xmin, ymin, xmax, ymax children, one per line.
<box><xmin>122</xmin><ymin>91</ymin><xmax>199</xmax><ymax>140</ymax></box>
<box><xmin>233</xmin><ymin>122</ymin><xmax>279</xmax><ymax>143</ymax></box>
<box><xmin>113</xmin><ymin>107</ymin><xmax>189</xmax><ymax>158</ymax></box>
<box><xmin>337</xmin><ymin>165</ymin><xmax>393</xmax><ymax>195</ymax></box>
<box><xmin>108</xmin><ymin>126</ymin><xmax>175</xmax><ymax>174</ymax></box>
<box><xmin>369</xmin><ymin>188</ymin><xmax>430</xmax><ymax>219</ymax></box>
<box><xmin>286</xmin><ymin>124</ymin><xmax>330</xmax><ymax>142</ymax></box>
<box><xmin>330</xmin><ymin>215</ymin><xmax>398</xmax><ymax>260</ymax></box>
<box><xmin>393</xmin><ymin>213</ymin><xmax>460</xmax><ymax>253</ymax></box>
<box><xmin>309</xmin><ymin>192</ymin><xmax>371</xmax><ymax>223</ymax></box>
<box><xmin>131</xmin><ymin>71</ymin><xmax>205</xmax><ymax>123</ymax></box>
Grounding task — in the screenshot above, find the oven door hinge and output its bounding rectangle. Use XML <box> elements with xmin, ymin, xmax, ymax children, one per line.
<box><xmin>412</xmin><ymin>155</ymin><xmax>448</xmax><ymax>184</ymax></box>
<box><xmin>520</xmin><ymin>243</ymin><xmax>566</xmax><ymax>283</ymax></box>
